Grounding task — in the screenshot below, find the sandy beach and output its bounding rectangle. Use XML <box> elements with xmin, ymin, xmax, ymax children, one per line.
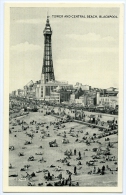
<box><xmin>9</xmin><ymin>111</ymin><xmax>118</xmax><ymax>187</ymax></box>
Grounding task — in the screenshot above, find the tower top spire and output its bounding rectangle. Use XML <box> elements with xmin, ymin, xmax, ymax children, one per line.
<box><xmin>43</xmin><ymin>15</ymin><xmax>52</xmax><ymax>35</ymax></box>
<box><xmin>46</xmin><ymin>11</ymin><xmax>50</xmax><ymax>25</ymax></box>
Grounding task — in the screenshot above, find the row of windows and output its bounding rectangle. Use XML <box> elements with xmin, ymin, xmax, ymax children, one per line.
<box><xmin>51</xmin><ymin>86</ymin><xmax>57</xmax><ymax>90</ymax></box>
<box><xmin>101</xmin><ymin>99</ymin><xmax>110</xmax><ymax>102</ymax></box>
<box><xmin>99</xmin><ymin>101</ymin><xmax>112</xmax><ymax>105</ymax></box>
<box><xmin>50</xmin><ymin>97</ymin><xmax>60</xmax><ymax>100</ymax></box>
<box><xmin>51</xmin><ymin>94</ymin><xmax>60</xmax><ymax>96</ymax></box>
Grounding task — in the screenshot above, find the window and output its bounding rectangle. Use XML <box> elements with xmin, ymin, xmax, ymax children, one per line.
<box><xmin>46</xmin><ymin>86</ymin><xmax>50</xmax><ymax>96</ymax></box>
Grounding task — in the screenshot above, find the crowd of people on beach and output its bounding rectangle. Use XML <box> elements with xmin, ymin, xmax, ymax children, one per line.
<box><xmin>9</xmin><ymin>98</ymin><xmax>118</xmax><ymax>187</ymax></box>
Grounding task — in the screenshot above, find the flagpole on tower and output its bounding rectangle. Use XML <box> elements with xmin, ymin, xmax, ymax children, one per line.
<box><xmin>47</xmin><ymin>11</ymin><xmax>49</xmax><ymax>19</ymax></box>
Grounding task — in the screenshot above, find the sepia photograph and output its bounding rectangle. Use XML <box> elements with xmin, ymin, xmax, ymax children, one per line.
<box><xmin>3</xmin><ymin>3</ymin><xmax>124</xmax><ymax>193</ymax></box>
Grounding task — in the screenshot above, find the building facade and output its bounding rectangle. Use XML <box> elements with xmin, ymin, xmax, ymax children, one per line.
<box><xmin>74</xmin><ymin>82</ymin><xmax>91</xmax><ymax>91</ymax></box>
<box><xmin>96</xmin><ymin>92</ymin><xmax>118</xmax><ymax>108</ymax></box>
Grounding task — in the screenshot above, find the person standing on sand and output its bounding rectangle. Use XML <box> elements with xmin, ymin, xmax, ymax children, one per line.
<box><xmin>93</xmin><ymin>166</ymin><xmax>96</xmax><ymax>173</ymax></box>
<box><xmin>74</xmin><ymin>166</ymin><xmax>77</xmax><ymax>175</ymax></box>
<box><xmin>68</xmin><ymin>173</ymin><xmax>72</xmax><ymax>181</ymax></box>
<box><xmin>48</xmin><ymin>171</ymin><xmax>51</xmax><ymax>179</ymax></box>
<box><xmin>61</xmin><ymin>178</ymin><xmax>64</xmax><ymax>186</ymax></box>
<box><xmin>59</xmin><ymin>172</ymin><xmax>62</xmax><ymax>180</ymax></box>
<box><xmin>74</xmin><ymin>149</ymin><xmax>76</xmax><ymax>155</ymax></box>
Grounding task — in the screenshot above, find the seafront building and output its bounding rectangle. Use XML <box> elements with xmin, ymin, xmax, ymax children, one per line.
<box><xmin>69</xmin><ymin>87</ymin><xmax>118</xmax><ymax>108</ymax></box>
<box><xmin>96</xmin><ymin>91</ymin><xmax>118</xmax><ymax>109</ymax></box>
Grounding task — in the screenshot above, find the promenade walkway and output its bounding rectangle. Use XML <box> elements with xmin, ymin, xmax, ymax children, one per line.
<box><xmin>50</xmin><ymin>113</ymin><xmax>118</xmax><ymax>130</ymax></box>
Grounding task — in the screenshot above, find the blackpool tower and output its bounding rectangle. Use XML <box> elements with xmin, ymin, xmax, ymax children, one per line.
<box><xmin>41</xmin><ymin>16</ymin><xmax>55</xmax><ymax>84</ymax></box>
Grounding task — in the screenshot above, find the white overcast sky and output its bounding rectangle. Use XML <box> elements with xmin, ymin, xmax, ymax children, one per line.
<box><xmin>9</xmin><ymin>7</ymin><xmax>119</xmax><ymax>92</ymax></box>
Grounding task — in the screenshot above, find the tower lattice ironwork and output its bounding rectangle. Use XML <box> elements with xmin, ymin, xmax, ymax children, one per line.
<box><xmin>41</xmin><ymin>16</ymin><xmax>55</xmax><ymax>84</ymax></box>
